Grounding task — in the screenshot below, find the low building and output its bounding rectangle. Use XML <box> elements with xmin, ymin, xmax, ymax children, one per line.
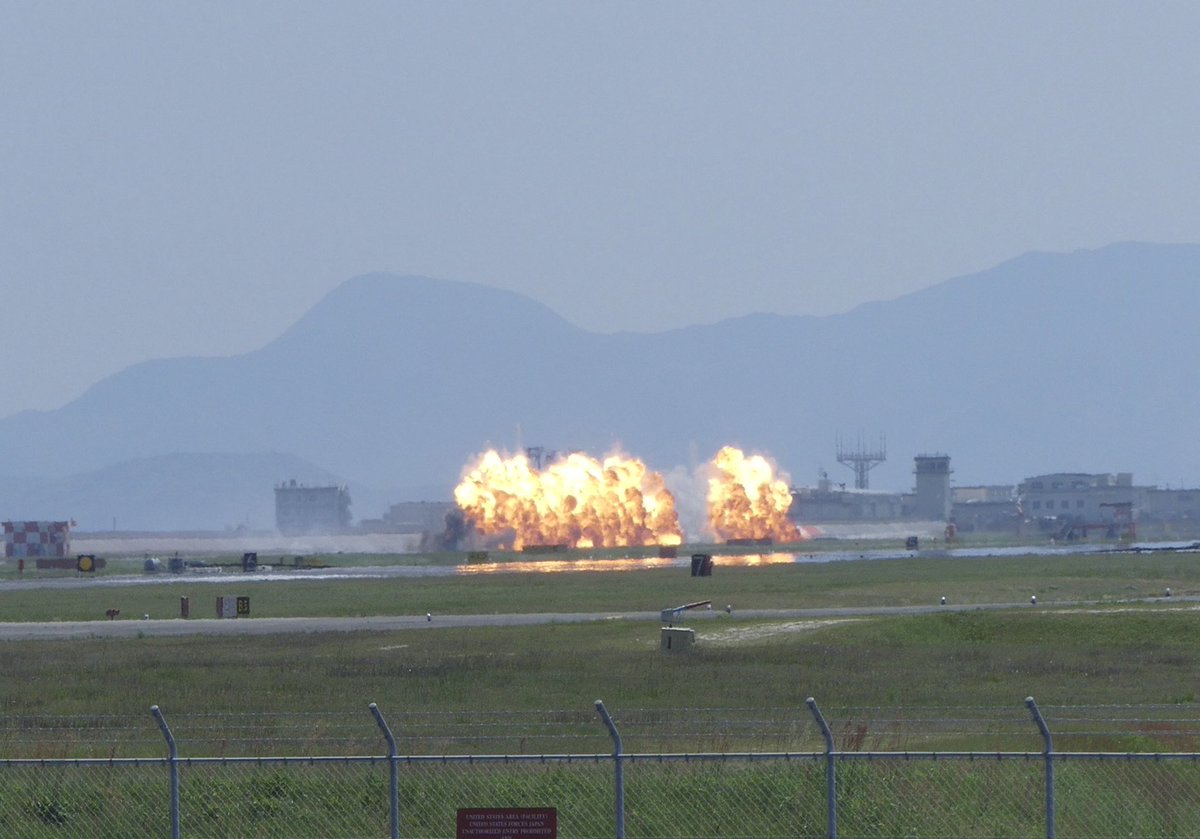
<box><xmin>950</xmin><ymin>486</ymin><xmax>1020</xmax><ymax>534</ymax></box>
<box><xmin>1019</xmin><ymin>473</ymin><xmax>1143</xmax><ymax>520</ymax></box>
<box><xmin>1141</xmin><ymin>488</ymin><xmax>1200</xmax><ymax>535</ymax></box>
<box><xmin>789</xmin><ymin>486</ymin><xmax>906</xmax><ymax>522</ymax></box>
<box><xmin>789</xmin><ymin>468</ymin><xmax>906</xmax><ymax>523</ymax></box>
<box><xmin>789</xmin><ymin>456</ymin><xmax>961</xmax><ymax>525</ymax></box>
<box><xmin>274</xmin><ymin>480</ymin><xmax>352</xmax><ymax>536</ymax></box>
<box><xmin>383</xmin><ymin>501</ymin><xmax>457</xmax><ymax>535</ymax></box>
<box><xmin>952</xmin><ymin>486</ymin><xmax>1016</xmax><ymax>504</ymax></box>
<box><xmin>1018</xmin><ymin>472</ymin><xmax>1144</xmax><ymax>538</ymax></box>
<box><xmin>788</xmin><ymin>459</ymin><xmax>1199</xmax><ymax>538</ymax></box>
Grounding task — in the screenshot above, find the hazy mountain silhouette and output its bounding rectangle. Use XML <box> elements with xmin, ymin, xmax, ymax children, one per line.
<box><xmin>1</xmin><ymin>242</ymin><xmax>1197</xmax><ymax>530</ymax></box>
<box><xmin>0</xmin><ymin>452</ymin><xmax>338</xmax><ymax>532</ymax></box>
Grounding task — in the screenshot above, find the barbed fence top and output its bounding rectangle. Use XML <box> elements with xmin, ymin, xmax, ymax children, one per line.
<box><xmin>5</xmin><ymin>702</ymin><xmax>1200</xmax><ymax>760</ymax></box>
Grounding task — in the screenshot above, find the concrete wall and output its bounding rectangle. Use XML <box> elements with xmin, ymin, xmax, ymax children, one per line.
<box><xmin>274</xmin><ymin>483</ymin><xmax>352</xmax><ymax>535</ymax></box>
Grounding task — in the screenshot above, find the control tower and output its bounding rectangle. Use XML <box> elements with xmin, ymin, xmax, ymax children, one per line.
<box><xmin>913</xmin><ymin>454</ymin><xmax>952</xmax><ymax>521</ymax></box>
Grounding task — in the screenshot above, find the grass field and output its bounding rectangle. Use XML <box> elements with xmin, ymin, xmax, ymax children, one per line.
<box><xmin>3</xmin><ymin>550</ymin><xmax>1200</xmax><ymax>836</ymax></box>
<box><xmin>1</xmin><ymin>550</ymin><xmax>1199</xmax><ymax>750</ymax></box>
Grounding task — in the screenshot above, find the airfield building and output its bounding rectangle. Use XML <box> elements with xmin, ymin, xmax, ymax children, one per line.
<box><xmin>787</xmin><ymin>455</ymin><xmax>1199</xmax><ymax>539</ymax></box>
<box><xmin>789</xmin><ymin>477</ymin><xmax>906</xmax><ymax>522</ymax></box>
<box><xmin>382</xmin><ymin>501</ymin><xmax>458</xmax><ymax>535</ymax></box>
<box><xmin>1017</xmin><ymin>472</ymin><xmax>1143</xmax><ymax>538</ymax></box>
<box><xmin>1016</xmin><ymin>472</ymin><xmax>1200</xmax><ymax>538</ymax></box>
<box><xmin>950</xmin><ymin>485</ymin><xmax>1020</xmax><ymax>534</ymax></box>
<box><xmin>790</xmin><ymin>455</ymin><xmax>957</xmax><ymax>525</ymax></box>
<box><xmin>1142</xmin><ymin>487</ymin><xmax>1200</xmax><ymax>531</ymax></box>
<box><xmin>913</xmin><ymin>454</ymin><xmax>952</xmax><ymax>521</ymax></box>
<box><xmin>274</xmin><ymin>480</ymin><xmax>352</xmax><ymax>536</ymax></box>
<box><xmin>1019</xmin><ymin>472</ymin><xmax>1142</xmax><ymax>520</ymax></box>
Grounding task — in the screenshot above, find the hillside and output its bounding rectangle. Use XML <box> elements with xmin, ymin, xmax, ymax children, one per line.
<box><xmin>1</xmin><ymin>243</ymin><xmax>1197</xmax><ymax>530</ymax></box>
<box><xmin>0</xmin><ymin>452</ymin><xmax>344</xmax><ymax>532</ymax></box>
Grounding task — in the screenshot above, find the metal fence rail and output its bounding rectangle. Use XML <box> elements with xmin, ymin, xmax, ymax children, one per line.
<box><xmin>2</xmin><ymin>699</ymin><xmax>1200</xmax><ymax>838</ymax></box>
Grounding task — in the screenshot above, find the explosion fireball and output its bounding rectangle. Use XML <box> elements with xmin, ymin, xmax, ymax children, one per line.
<box><xmin>706</xmin><ymin>446</ymin><xmax>808</xmax><ymax>543</ymax></box>
<box><xmin>454</xmin><ymin>449</ymin><xmax>684</xmax><ymax>550</ymax></box>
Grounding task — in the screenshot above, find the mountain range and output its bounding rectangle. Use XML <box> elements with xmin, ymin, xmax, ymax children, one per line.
<box><xmin>2</xmin><ymin>241</ymin><xmax>1197</xmax><ymax>531</ymax></box>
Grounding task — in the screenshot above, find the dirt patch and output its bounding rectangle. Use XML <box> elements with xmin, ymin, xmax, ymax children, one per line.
<box><xmin>699</xmin><ymin>618</ymin><xmax>862</xmax><ymax>646</ymax></box>
<box><xmin>1048</xmin><ymin>605</ymin><xmax>1200</xmax><ymax>615</ymax></box>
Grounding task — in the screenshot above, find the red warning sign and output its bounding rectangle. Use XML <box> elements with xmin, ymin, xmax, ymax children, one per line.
<box><xmin>457</xmin><ymin>808</ymin><xmax>557</xmax><ymax>839</ymax></box>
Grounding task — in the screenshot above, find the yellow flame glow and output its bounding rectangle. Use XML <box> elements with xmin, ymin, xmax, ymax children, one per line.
<box><xmin>454</xmin><ymin>449</ymin><xmax>684</xmax><ymax>550</ymax></box>
<box><xmin>706</xmin><ymin>446</ymin><xmax>808</xmax><ymax>543</ymax></box>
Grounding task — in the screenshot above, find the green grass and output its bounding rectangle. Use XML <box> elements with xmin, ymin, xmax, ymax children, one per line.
<box><xmin>2</xmin><ymin>607</ymin><xmax>1198</xmax><ymax>749</ymax></box>
<box><xmin>4</xmin><ymin>549</ymin><xmax>1200</xmax><ymax>837</ymax></box>
<box><xmin>5</xmin><ymin>751</ymin><xmax>1197</xmax><ymax>838</ymax></box>
<box><xmin>3</xmin><ymin>551</ymin><xmax>1199</xmax><ymax>622</ymax></box>
<box><xmin>2</xmin><ymin>552</ymin><xmax>1199</xmax><ymax>751</ymax></box>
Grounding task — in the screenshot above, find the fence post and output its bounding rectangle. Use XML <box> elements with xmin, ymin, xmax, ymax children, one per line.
<box><xmin>151</xmin><ymin>705</ymin><xmax>181</xmax><ymax>839</ymax></box>
<box><xmin>1026</xmin><ymin>696</ymin><xmax>1055</xmax><ymax>839</ymax></box>
<box><xmin>370</xmin><ymin>703</ymin><xmax>401</xmax><ymax>839</ymax></box>
<box><xmin>807</xmin><ymin>697</ymin><xmax>837</xmax><ymax>839</ymax></box>
<box><xmin>595</xmin><ymin>700</ymin><xmax>625</xmax><ymax>839</ymax></box>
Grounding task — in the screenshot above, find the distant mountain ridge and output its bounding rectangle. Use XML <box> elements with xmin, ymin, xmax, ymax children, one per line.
<box><xmin>1</xmin><ymin>242</ymin><xmax>1197</xmax><ymax>530</ymax></box>
<box><xmin>0</xmin><ymin>452</ymin><xmax>338</xmax><ymax>532</ymax></box>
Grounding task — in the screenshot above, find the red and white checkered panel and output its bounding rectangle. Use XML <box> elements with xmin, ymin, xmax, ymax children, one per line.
<box><xmin>3</xmin><ymin>521</ymin><xmax>71</xmax><ymax>558</ymax></box>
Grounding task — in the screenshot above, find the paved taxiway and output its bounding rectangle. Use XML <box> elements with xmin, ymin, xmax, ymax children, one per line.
<box><xmin>3</xmin><ymin>540</ymin><xmax>1194</xmax><ymax>641</ymax></box>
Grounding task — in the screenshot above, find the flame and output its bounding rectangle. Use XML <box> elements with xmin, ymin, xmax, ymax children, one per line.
<box><xmin>706</xmin><ymin>446</ymin><xmax>808</xmax><ymax>543</ymax></box>
<box><xmin>454</xmin><ymin>449</ymin><xmax>684</xmax><ymax>550</ymax></box>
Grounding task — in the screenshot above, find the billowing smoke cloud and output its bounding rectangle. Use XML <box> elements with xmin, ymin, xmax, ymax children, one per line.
<box><xmin>662</xmin><ymin>464</ymin><xmax>710</xmax><ymax>542</ymax></box>
<box><xmin>421</xmin><ymin>507</ymin><xmax>473</xmax><ymax>551</ymax></box>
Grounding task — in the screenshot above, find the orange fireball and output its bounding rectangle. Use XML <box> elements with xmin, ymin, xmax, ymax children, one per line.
<box><xmin>706</xmin><ymin>446</ymin><xmax>807</xmax><ymax>543</ymax></box>
<box><xmin>454</xmin><ymin>449</ymin><xmax>683</xmax><ymax>550</ymax></box>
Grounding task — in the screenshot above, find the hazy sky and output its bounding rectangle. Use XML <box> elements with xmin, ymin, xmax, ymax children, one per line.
<box><xmin>4</xmin><ymin>2</ymin><xmax>1199</xmax><ymax>419</ymax></box>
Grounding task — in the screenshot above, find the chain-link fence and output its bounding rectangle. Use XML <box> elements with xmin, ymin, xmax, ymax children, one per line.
<box><xmin>3</xmin><ymin>700</ymin><xmax>1200</xmax><ymax>838</ymax></box>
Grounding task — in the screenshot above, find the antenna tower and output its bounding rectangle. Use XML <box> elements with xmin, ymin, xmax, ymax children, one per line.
<box><xmin>836</xmin><ymin>434</ymin><xmax>887</xmax><ymax>490</ymax></box>
<box><xmin>525</xmin><ymin>446</ymin><xmax>557</xmax><ymax>470</ymax></box>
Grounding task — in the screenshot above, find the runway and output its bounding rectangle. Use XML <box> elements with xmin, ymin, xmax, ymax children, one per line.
<box><xmin>2</xmin><ymin>539</ymin><xmax>1194</xmax><ymax>641</ymax></box>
